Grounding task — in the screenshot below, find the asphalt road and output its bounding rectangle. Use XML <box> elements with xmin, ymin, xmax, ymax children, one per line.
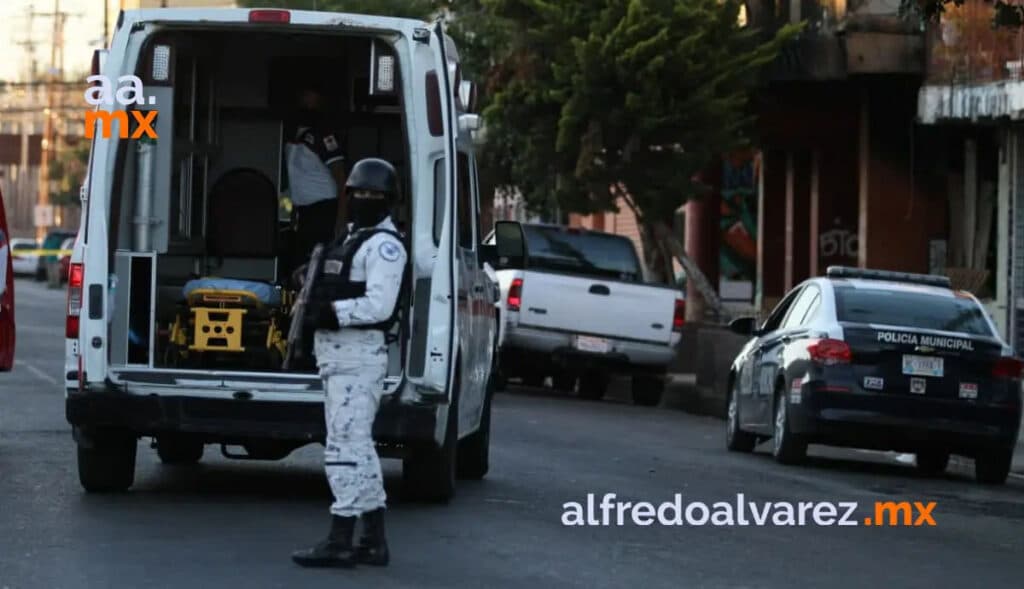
<box><xmin>1</xmin><ymin>277</ymin><xmax>1023</xmax><ymax>588</ymax></box>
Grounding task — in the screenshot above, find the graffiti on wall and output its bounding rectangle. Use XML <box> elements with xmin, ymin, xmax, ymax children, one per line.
<box><xmin>720</xmin><ymin>151</ymin><xmax>760</xmax><ymax>285</ymax></box>
<box><xmin>819</xmin><ymin>217</ymin><xmax>859</xmax><ymax>261</ymax></box>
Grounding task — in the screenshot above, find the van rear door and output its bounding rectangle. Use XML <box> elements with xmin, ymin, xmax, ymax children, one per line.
<box><xmin>0</xmin><ymin>187</ymin><xmax>14</xmax><ymax>371</ymax></box>
<box><xmin>405</xmin><ymin>22</ymin><xmax>459</xmax><ymax>401</ymax></box>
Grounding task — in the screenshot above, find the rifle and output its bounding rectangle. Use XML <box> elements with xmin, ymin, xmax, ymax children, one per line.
<box><xmin>283</xmin><ymin>243</ymin><xmax>325</xmax><ymax>371</ymax></box>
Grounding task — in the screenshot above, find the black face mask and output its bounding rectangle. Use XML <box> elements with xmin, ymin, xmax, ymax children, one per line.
<box><xmin>349</xmin><ymin>197</ymin><xmax>389</xmax><ymax>228</ymax></box>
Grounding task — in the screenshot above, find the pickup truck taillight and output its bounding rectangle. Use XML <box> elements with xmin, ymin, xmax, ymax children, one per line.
<box><xmin>66</xmin><ymin>263</ymin><xmax>83</xmax><ymax>339</ymax></box>
<box><xmin>507</xmin><ymin>278</ymin><xmax>523</xmax><ymax>312</ymax></box>
<box><xmin>672</xmin><ymin>299</ymin><xmax>685</xmax><ymax>332</ymax></box>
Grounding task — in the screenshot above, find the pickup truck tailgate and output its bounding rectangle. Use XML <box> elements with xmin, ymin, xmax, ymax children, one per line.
<box><xmin>517</xmin><ymin>271</ymin><xmax>677</xmax><ymax>345</ymax></box>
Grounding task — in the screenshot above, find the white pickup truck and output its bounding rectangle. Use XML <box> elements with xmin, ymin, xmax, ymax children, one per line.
<box><xmin>488</xmin><ymin>224</ymin><xmax>684</xmax><ymax>406</ymax></box>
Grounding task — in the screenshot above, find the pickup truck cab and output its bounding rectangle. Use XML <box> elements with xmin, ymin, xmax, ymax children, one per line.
<box><xmin>66</xmin><ymin>7</ymin><xmax>525</xmax><ymax>501</ymax></box>
<box><xmin>489</xmin><ymin>224</ymin><xmax>684</xmax><ymax>406</ymax></box>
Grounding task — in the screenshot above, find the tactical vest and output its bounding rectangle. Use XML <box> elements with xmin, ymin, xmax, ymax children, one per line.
<box><xmin>304</xmin><ymin>227</ymin><xmax>409</xmax><ymax>333</ymax></box>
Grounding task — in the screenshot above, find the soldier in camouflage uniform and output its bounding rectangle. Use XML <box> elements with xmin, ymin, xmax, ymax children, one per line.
<box><xmin>292</xmin><ymin>158</ymin><xmax>406</xmax><ymax>569</ymax></box>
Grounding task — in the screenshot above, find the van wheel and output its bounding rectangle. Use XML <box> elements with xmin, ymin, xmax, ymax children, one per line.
<box><xmin>578</xmin><ymin>371</ymin><xmax>609</xmax><ymax>401</ymax></box>
<box><xmin>78</xmin><ymin>431</ymin><xmax>137</xmax><ymax>493</ymax></box>
<box><xmin>552</xmin><ymin>371</ymin><xmax>576</xmax><ymax>392</ymax></box>
<box><xmin>975</xmin><ymin>447</ymin><xmax>1012</xmax><ymax>485</ymax></box>
<box><xmin>772</xmin><ymin>385</ymin><xmax>806</xmax><ymax>465</ymax></box>
<box><xmin>156</xmin><ymin>436</ymin><xmax>204</xmax><ymax>465</ymax></box>
<box><xmin>457</xmin><ymin>382</ymin><xmax>492</xmax><ymax>480</ymax></box>
<box><xmin>631</xmin><ymin>375</ymin><xmax>664</xmax><ymax>407</ymax></box>
<box><xmin>403</xmin><ymin>382</ymin><xmax>459</xmax><ymax>502</ymax></box>
<box><xmin>914</xmin><ymin>451</ymin><xmax>949</xmax><ymax>476</ymax></box>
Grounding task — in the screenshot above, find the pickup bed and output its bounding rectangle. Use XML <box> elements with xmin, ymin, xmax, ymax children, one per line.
<box><xmin>491</xmin><ymin>224</ymin><xmax>684</xmax><ymax>406</ymax></box>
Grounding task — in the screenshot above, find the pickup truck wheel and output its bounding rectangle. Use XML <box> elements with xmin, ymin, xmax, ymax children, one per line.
<box><xmin>975</xmin><ymin>447</ymin><xmax>1012</xmax><ymax>485</ymax></box>
<box><xmin>457</xmin><ymin>383</ymin><xmax>492</xmax><ymax>480</ymax></box>
<box><xmin>552</xmin><ymin>372</ymin><xmax>576</xmax><ymax>392</ymax></box>
<box><xmin>578</xmin><ymin>371</ymin><xmax>609</xmax><ymax>401</ymax></box>
<box><xmin>156</xmin><ymin>436</ymin><xmax>204</xmax><ymax>465</ymax></box>
<box><xmin>631</xmin><ymin>375</ymin><xmax>664</xmax><ymax>407</ymax></box>
<box><xmin>403</xmin><ymin>384</ymin><xmax>459</xmax><ymax>502</ymax></box>
<box><xmin>78</xmin><ymin>431</ymin><xmax>137</xmax><ymax>493</ymax></box>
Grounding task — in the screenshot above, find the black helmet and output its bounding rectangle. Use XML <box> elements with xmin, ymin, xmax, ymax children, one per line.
<box><xmin>345</xmin><ymin>158</ymin><xmax>398</xmax><ymax>201</ymax></box>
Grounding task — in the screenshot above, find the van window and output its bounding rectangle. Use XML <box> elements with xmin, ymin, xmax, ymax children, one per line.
<box><xmin>433</xmin><ymin>158</ymin><xmax>445</xmax><ymax>245</ymax></box>
<box><xmin>457</xmin><ymin>152</ymin><xmax>473</xmax><ymax>249</ymax></box>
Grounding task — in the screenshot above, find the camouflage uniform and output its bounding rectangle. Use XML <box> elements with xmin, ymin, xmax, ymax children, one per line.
<box><xmin>313</xmin><ymin>216</ymin><xmax>406</xmax><ymax>517</ymax></box>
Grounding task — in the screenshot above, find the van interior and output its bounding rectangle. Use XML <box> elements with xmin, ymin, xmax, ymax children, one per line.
<box><xmin>106</xmin><ymin>29</ymin><xmax>409</xmax><ymax>376</ymax></box>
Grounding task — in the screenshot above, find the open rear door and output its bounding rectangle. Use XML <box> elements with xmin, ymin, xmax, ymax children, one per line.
<box><xmin>406</xmin><ymin>21</ymin><xmax>460</xmax><ymax>400</ymax></box>
<box><xmin>0</xmin><ymin>187</ymin><xmax>15</xmax><ymax>371</ymax></box>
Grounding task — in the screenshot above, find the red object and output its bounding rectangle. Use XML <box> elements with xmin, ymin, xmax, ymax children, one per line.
<box><xmin>507</xmin><ymin>278</ymin><xmax>523</xmax><ymax>312</ymax></box>
<box><xmin>248</xmin><ymin>9</ymin><xmax>290</xmax><ymax>23</ymax></box>
<box><xmin>807</xmin><ymin>338</ymin><xmax>852</xmax><ymax>365</ymax></box>
<box><xmin>992</xmin><ymin>357</ymin><xmax>1024</xmax><ymax>379</ymax></box>
<box><xmin>0</xmin><ymin>187</ymin><xmax>14</xmax><ymax>371</ymax></box>
<box><xmin>672</xmin><ymin>299</ymin><xmax>686</xmax><ymax>332</ymax></box>
<box><xmin>66</xmin><ymin>262</ymin><xmax>84</xmax><ymax>339</ymax></box>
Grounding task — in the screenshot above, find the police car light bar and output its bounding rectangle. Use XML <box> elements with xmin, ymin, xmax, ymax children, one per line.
<box><xmin>825</xmin><ymin>266</ymin><xmax>952</xmax><ymax>288</ymax></box>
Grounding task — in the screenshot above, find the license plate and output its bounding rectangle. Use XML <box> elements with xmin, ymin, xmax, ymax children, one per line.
<box><xmin>902</xmin><ymin>355</ymin><xmax>944</xmax><ymax>378</ymax></box>
<box><xmin>575</xmin><ymin>335</ymin><xmax>610</xmax><ymax>354</ymax></box>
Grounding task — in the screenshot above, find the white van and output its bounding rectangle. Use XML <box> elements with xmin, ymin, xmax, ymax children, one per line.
<box><xmin>65</xmin><ymin>7</ymin><xmax>526</xmax><ymax>501</ymax></box>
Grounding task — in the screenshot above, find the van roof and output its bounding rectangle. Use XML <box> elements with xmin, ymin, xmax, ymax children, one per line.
<box><xmin>123</xmin><ymin>7</ymin><xmax>432</xmax><ymax>34</ymax></box>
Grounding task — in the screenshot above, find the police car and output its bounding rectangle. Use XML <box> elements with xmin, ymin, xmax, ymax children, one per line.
<box><xmin>726</xmin><ymin>266</ymin><xmax>1023</xmax><ymax>484</ymax></box>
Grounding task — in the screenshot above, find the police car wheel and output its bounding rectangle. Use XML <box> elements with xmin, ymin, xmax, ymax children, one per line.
<box><xmin>726</xmin><ymin>381</ymin><xmax>757</xmax><ymax>453</ymax></box>
<box><xmin>77</xmin><ymin>430</ymin><xmax>137</xmax><ymax>493</ymax></box>
<box><xmin>975</xmin><ymin>447</ymin><xmax>1012</xmax><ymax>485</ymax></box>
<box><xmin>772</xmin><ymin>385</ymin><xmax>806</xmax><ymax>465</ymax></box>
<box><xmin>914</xmin><ymin>451</ymin><xmax>949</xmax><ymax>476</ymax></box>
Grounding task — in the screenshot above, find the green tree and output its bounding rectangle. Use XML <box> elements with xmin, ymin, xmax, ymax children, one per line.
<box><xmin>473</xmin><ymin>0</ymin><xmax>799</xmax><ymax>288</ymax></box>
<box><xmin>49</xmin><ymin>140</ymin><xmax>90</xmax><ymax>208</ymax></box>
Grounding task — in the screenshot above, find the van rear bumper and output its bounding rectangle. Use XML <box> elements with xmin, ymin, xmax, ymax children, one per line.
<box><xmin>65</xmin><ymin>390</ymin><xmax>438</xmax><ymax>448</ymax></box>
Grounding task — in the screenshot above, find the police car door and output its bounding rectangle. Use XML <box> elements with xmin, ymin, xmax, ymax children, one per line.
<box><xmin>405</xmin><ymin>22</ymin><xmax>459</xmax><ymax>400</ymax></box>
<box><xmin>750</xmin><ymin>287</ymin><xmax>804</xmax><ymax>428</ymax></box>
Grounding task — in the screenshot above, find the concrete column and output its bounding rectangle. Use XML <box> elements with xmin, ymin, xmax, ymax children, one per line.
<box><xmin>995</xmin><ymin>130</ymin><xmax>1011</xmax><ymax>339</ymax></box>
<box><xmin>857</xmin><ymin>88</ymin><xmax>869</xmax><ymax>268</ymax></box>
<box><xmin>757</xmin><ymin>149</ymin><xmax>788</xmax><ymax>312</ymax></box>
<box><xmin>809</xmin><ymin>149</ymin><xmax>821</xmax><ymax>277</ymax></box>
<box><xmin>684</xmin><ymin>166</ymin><xmax>722</xmax><ymax>321</ymax></box>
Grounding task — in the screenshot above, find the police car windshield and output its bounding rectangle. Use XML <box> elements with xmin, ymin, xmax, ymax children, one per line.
<box><xmin>523</xmin><ymin>226</ymin><xmax>642</xmax><ymax>282</ymax></box>
<box><xmin>834</xmin><ymin>285</ymin><xmax>993</xmax><ymax>336</ymax></box>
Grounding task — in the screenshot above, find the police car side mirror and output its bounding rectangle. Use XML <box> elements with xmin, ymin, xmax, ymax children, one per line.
<box><xmin>729</xmin><ymin>316</ymin><xmax>757</xmax><ymax>336</ymax></box>
<box><xmin>493</xmin><ymin>221</ymin><xmax>526</xmax><ymax>270</ymax></box>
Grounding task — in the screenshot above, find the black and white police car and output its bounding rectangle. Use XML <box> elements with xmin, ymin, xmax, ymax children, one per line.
<box><xmin>726</xmin><ymin>266</ymin><xmax>1023</xmax><ymax>484</ymax></box>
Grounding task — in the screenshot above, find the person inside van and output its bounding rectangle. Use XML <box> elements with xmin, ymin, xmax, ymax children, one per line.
<box><xmin>284</xmin><ymin>83</ymin><xmax>348</xmax><ymax>272</ymax></box>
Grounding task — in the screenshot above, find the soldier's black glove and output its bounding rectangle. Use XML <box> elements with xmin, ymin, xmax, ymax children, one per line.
<box><xmin>291</xmin><ymin>264</ymin><xmax>309</xmax><ymax>290</ymax></box>
<box><xmin>318</xmin><ymin>301</ymin><xmax>340</xmax><ymax>331</ymax></box>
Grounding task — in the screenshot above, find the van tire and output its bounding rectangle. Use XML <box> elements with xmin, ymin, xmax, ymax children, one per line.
<box><xmin>156</xmin><ymin>437</ymin><xmax>204</xmax><ymax>465</ymax></box>
<box><xmin>631</xmin><ymin>375</ymin><xmax>664</xmax><ymax>407</ymax></box>
<box><xmin>403</xmin><ymin>379</ymin><xmax>459</xmax><ymax>502</ymax></box>
<box><xmin>78</xmin><ymin>432</ymin><xmax>137</xmax><ymax>493</ymax></box>
<box><xmin>457</xmin><ymin>381</ymin><xmax>492</xmax><ymax>480</ymax></box>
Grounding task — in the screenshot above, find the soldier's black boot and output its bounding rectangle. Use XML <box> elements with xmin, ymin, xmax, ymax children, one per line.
<box><xmin>291</xmin><ymin>515</ymin><xmax>358</xmax><ymax>568</ymax></box>
<box><xmin>355</xmin><ymin>508</ymin><xmax>390</xmax><ymax>566</ymax></box>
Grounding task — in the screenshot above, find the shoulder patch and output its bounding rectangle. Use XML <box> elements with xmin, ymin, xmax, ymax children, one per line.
<box><xmin>323</xmin><ymin>134</ymin><xmax>339</xmax><ymax>152</ymax></box>
<box><xmin>378</xmin><ymin>240</ymin><xmax>402</xmax><ymax>262</ymax></box>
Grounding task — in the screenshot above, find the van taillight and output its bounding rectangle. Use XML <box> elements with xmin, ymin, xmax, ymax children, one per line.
<box><xmin>249</xmin><ymin>9</ymin><xmax>290</xmax><ymax>23</ymax></box>
<box><xmin>807</xmin><ymin>338</ymin><xmax>852</xmax><ymax>365</ymax></box>
<box><xmin>673</xmin><ymin>299</ymin><xmax>686</xmax><ymax>332</ymax></box>
<box><xmin>992</xmin><ymin>357</ymin><xmax>1023</xmax><ymax>379</ymax></box>
<box><xmin>507</xmin><ymin>278</ymin><xmax>523</xmax><ymax>312</ymax></box>
<box><xmin>66</xmin><ymin>263</ymin><xmax>83</xmax><ymax>339</ymax></box>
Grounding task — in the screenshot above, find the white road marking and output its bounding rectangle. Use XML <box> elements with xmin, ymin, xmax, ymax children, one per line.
<box><xmin>15</xmin><ymin>360</ymin><xmax>59</xmax><ymax>387</ymax></box>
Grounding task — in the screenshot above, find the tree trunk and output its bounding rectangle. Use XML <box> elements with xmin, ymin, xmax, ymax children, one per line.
<box><xmin>650</xmin><ymin>220</ymin><xmax>728</xmax><ymax>321</ymax></box>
